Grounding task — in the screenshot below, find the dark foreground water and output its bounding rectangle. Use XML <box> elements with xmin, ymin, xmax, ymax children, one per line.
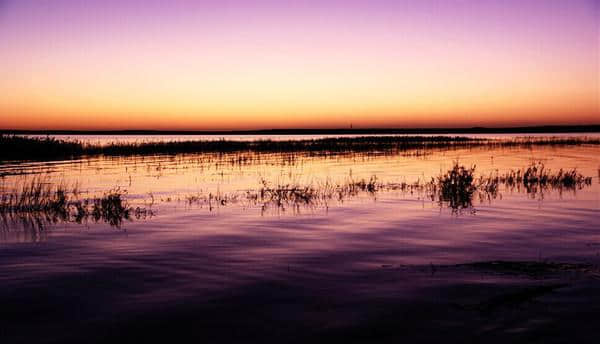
<box><xmin>1</xmin><ymin>140</ymin><xmax>599</xmax><ymax>343</ymax></box>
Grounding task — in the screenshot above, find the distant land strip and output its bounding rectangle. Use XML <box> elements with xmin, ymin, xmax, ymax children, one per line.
<box><xmin>2</xmin><ymin>134</ymin><xmax>600</xmax><ymax>163</ymax></box>
<box><xmin>1</xmin><ymin>124</ymin><xmax>600</xmax><ymax>136</ymax></box>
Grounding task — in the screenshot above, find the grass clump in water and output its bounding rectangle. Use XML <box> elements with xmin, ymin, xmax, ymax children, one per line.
<box><xmin>0</xmin><ymin>179</ymin><xmax>151</xmax><ymax>229</ymax></box>
<box><xmin>431</xmin><ymin>161</ymin><xmax>592</xmax><ymax>212</ymax></box>
<box><xmin>497</xmin><ymin>162</ymin><xmax>592</xmax><ymax>194</ymax></box>
<box><xmin>436</xmin><ymin>162</ymin><xmax>477</xmax><ymax>212</ymax></box>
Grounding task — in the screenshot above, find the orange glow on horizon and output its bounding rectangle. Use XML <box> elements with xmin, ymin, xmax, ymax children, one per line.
<box><xmin>0</xmin><ymin>0</ymin><xmax>598</xmax><ymax>130</ymax></box>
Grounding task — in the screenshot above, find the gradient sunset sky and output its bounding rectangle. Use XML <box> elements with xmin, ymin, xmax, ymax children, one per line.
<box><xmin>0</xmin><ymin>0</ymin><xmax>598</xmax><ymax>130</ymax></box>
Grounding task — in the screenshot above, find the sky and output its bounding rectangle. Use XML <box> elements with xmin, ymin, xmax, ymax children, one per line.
<box><xmin>0</xmin><ymin>0</ymin><xmax>598</xmax><ymax>130</ymax></box>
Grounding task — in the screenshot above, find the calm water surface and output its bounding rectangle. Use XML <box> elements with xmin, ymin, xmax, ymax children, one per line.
<box><xmin>1</xmin><ymin>142</ymin><xmax>598</xmax><ymax>262</ymax></box>
<box><xmin>1</xmin><ymin>137</ymin><xmax>600</xmax><ymax>341</ymax></box>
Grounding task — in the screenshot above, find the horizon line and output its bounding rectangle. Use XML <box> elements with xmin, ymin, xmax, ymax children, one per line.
<box><xmin>2</xmin><ymin>124</ymin><xmax>600</xmax><ymax>135</ymax></box>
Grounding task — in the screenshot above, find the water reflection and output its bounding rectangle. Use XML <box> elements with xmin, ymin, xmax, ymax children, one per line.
<box><xmin>1</xmin><ymin>140</ymin><xmax>599</xmax><ymax>343</ymax></box>
<box><xmin>0</xmin><ymin>151</ymin><xmax>595</xmax><ymax>233</ymax></box>
<box><xmin>0</xmin><ymin>183</ymin><xmax>153</xmax><ymax>232</ymax></box>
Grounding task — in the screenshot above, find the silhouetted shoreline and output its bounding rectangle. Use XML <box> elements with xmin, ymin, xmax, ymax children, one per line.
<box><xmin>1</xmin><ymin>124</ymin><xmax>600</xmax><ymax>136</ymax></box>
<box><xmin>3</xmin><ymin>135</ymin><xmax>600</xmax><ymax>162</ymax></box>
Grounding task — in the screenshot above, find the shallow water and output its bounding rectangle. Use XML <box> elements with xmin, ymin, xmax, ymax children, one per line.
<box><xmin>1</xmin><ymin>142</ymin><xmax>598</xmax><ymax>257</ymax></box>
<box><xmin>1</xmin><ymin>140</ymin><xmax>600</xmax><ymax>342</ymax></box>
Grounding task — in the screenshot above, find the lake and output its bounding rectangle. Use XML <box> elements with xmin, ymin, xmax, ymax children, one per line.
<box><xmin>1</xmin><ymin>134</ymin><xmax>599</xmax><ymax>343</ymax></box>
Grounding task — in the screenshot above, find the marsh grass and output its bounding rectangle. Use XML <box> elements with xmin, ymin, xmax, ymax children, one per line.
<box><xmin>180</xmin><ymin>161</ymin><xmax>593</xmax><ymax>215</ymax></box>
<box><xmin>179</xmin><ymin>175</ymin><xmax>386</xmax><ymax>214</ymax></box>
<box><xmin>435</xmin><ymin>163</ymin><xmax>477</xmax><ymax>212</ymax></box>
<box><xmin>0</xmin><ymin>161</ymin><xmax>594</xmax><ymax>227</ymax></box>
<box><xmin>287</xmin><ymin>162</ymin><xmax>590</xmax><ymax>212</ymax></box>
<box><xmin>477</xmin><ymin>163</ymin><xmax>593</xmax><ymax>199</ymax></box>
<box><xmin>0</xmin><ymin>135</ymin><xmax>85</xmax><ymax>162</ymax></box>
<box><xmin>3</xmin><ymin>135</ymin><xmax>600</xmax><ymax>162</ymax></box>
<box><xmin>0</xmin><ymin>178</ymin><xmax>151</xmax><ymax>229</ymax></box>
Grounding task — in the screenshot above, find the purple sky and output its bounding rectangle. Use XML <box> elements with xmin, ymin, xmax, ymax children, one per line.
<box><xmin>0</xmin><ymin>0</ymin><xmax>598</xmax><ymax>129</ymax></box>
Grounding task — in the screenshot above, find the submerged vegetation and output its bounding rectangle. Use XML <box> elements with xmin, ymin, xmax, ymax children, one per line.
<box><xmin>436</xmin><ymin>163</ymin><xmax>477</xmax><ymax>212</ymax></box>
<box><xmin>0</xmin><ymin>161</ymin><xmax>594</xmax><ymax>229</ymax></box>
<box><xmin>434</xmin><ymin>162</ymin><xmax>593</xmax><ymax>212</ymax></box>
<box><xmin>0</xmin><ymin>178</ymin><xmax>151</xmax><ymax>229</ymax></box>
<box><xmin>498</xmin><ymin>163</ymin><xmax>593</xmax><ymax>189</ymax></box>
<box><xmin>2</xmin><ymin>134</ymin><xmax>600</xmax><ymax>162</ymax></box>
<box><xmin>181</xmin><ymin>162</ymin><xmax>593</xmax><ymax>214</ymax></box>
